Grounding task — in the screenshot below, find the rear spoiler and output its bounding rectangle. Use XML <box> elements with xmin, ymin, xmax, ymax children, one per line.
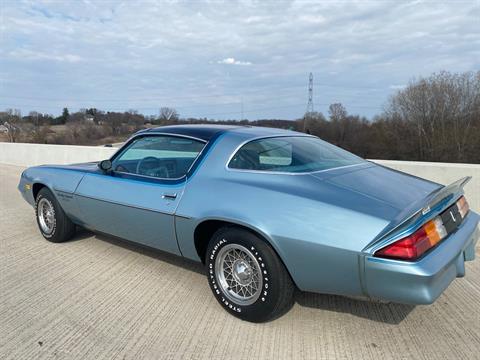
<box><xmin>364</xmin><ymin>177</ymin><xmax>471</xmax><ymax>253</ymax></box>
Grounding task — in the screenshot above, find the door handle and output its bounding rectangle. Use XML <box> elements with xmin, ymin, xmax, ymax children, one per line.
<box><xmin>162</xmin><ymin>193</ymin><xmax>177</xmax><ymax>200</ymax></box>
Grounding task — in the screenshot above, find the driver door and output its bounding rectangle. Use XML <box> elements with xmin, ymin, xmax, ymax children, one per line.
<box><xmin>74</xmin><ymin>134</ymin><xmax>205</xmax><ymax>254</ymax></box>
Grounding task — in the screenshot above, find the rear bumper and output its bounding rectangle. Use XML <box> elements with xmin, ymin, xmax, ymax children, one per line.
<box><xmin>364</xmin><ymin>211</ymin><xmax>479</xmax><ymax>304</ymax></box>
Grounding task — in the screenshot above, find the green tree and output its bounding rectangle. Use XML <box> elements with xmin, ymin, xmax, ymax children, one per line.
<box><xmin>61</xmin><ymin>107</ymin><xmax>70</xmax><ymax>124</ymax></box>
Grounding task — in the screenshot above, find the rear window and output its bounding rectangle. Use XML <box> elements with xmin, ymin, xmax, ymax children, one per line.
<box><xmin>228</xmin><ymin>136</ymin><xmax>364</xmax><ymax>173</ymax></box>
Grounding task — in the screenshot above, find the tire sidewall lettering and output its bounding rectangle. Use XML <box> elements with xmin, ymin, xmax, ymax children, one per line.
<box><xmin>207</xmin><ymin>236</ymin><xmax>270</xmax><ymax>314</ymax></box>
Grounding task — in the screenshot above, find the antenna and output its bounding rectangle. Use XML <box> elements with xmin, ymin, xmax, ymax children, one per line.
<box><xmin>304</xmin><ymin>72</ymin><xmax>314</xmax><ymax>132</ymax></box>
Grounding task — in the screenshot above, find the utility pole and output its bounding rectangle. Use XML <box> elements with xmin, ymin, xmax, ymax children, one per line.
<box><xmin>304</xmin><ymin>72</ymin><xmax>314</xmax><ymax>132</ymax></box>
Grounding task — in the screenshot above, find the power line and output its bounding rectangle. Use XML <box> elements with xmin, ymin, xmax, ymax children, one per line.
<box><xmin>184</xmin><ymin>103</ymin><xmax>307</xmax><ymax>118</ymax></box>
<box><xmin>0</xmin><ymin>96</ymin><xmax>384</xmax><ymax>111</ymax></box>
<box><xmin>0</xmin><ymin>71</ymin><xmax>388</xmax><ymax>119</ymax></box>
<box><xmin>0</xmin><ymin>83</ymin><xmax>390</xmax><ymax>103</ymax></box>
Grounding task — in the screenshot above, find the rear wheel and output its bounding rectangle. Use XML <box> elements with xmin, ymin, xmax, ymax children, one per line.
<box><xmin>206</xmin><ymin>226</ymin><xmax>295</xmax><ymax>322</ymax></box>
<box><xmin>35</xmin><ymin>187</ymin><xmax>76</xmax><ymax>243</ymax></box>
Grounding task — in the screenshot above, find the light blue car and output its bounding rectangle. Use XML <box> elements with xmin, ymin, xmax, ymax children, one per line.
<box><xmin>18</xmin><ymin>125</ymin><xmax>479</xmax><ymax>322</ymax></box>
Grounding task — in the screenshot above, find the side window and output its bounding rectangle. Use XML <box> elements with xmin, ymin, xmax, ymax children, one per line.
<box><xmin>113</xmin><ymin>135</ymin><xmax>205</xmax><ymax>179</ymax></box>
<box><xmin>229</xmin><ymin>138</ymin><xmax>292</xmax><ymax>170</ymax></box>
<box><xmin>228</xmin><ymin>136</ymin><xmax>364</xmax><ymax>173</ymax></box>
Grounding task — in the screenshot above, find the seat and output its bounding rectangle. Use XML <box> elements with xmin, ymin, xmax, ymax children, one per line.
<box><xmin>233</xmin><ymin>149</ymin><xmax>260</xmax><ymax>170</ymax></box>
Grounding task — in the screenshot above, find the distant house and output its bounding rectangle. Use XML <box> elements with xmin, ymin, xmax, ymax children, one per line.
<box><xmin>85</xmin><ymin>115</ymin><xmax>95</xmax><ymax>122</ymax></box>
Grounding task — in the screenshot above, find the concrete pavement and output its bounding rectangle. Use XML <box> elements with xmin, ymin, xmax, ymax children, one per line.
<box><xmin>1</xmin><ymin>163</ymin><xmax>479</xmax><ymax>359</ymax></box>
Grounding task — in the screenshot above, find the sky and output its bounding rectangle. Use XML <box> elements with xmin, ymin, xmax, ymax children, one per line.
<box><xmin>1</xmin><ymin>0</ymin><xmax>479</xmax><ymax>120</ymax></box>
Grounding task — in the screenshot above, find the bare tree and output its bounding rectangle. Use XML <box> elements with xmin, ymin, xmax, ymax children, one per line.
<box><xmin>385</xmin><ymin>71</ymin><xmax>480</xmax><ymax>162</ymax></box>
<box><xmin>328</xmin><ymin>103</ymin><xmax>349</xmax><ymax>144</ymax></box>
<box><xmin>328</xmin><ymin>103</ymin><xmax>347</xmax><ymax>122</ymax></box>
<box><xmin>0</xmin><ymin>109</ymin><xmax>22</xmax><ymax>142</ymax></box>
<box><xmin>104</xmin><ymin>112</ymin><xmax>123</xmax><ymax>136</ymax></box>
<box><xmin>158</xmin><ymin>107</ymin><xmax>179</xmax><ymax>123</ymax></box>
<box><xmin>302</xmin><ymin>111</ymin><xmax>326</xmax><ymax>135</ymax></box>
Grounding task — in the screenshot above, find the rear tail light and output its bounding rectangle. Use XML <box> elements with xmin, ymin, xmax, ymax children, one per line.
<box><xmin>457</xmin><ymin>196</ymin><xmax>469</xmax><ymax>218</ymax></box>
<box><xmin>374</xmin><ymin>196</ymin><xmax>469</xmax><ymax>261</ymax></box>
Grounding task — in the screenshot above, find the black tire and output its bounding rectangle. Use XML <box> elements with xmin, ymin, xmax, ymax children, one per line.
<box><xmin>206</xmin><ymin>226</ymin><xmax>295</xmax><ymax>322</ymax></box>
<box><xmin>35</xmin><ymin>187</ymin><xmax>76</xmax><ymax>243</ymax></box>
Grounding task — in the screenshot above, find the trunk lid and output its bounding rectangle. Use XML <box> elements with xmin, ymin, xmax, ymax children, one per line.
<box><xmin>309</xmin><ymin>162</ymin><xmax>442</xmax><ymax>211</ymax></box>
<box><xmin>363</xmin><ymin>176</ymin><xmax>471</xmax><ymax>253</ymax></box>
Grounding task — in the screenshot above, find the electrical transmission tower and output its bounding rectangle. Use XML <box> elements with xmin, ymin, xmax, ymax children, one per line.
<box><xmin>304</xmin><ymin>72</ymin><xmax>314</xmax><ymax>132</ymax></box>
<box><xmin>306</xmin><ymin>72</ymin><xmax>314</xmax><ymax>113</ymax></box>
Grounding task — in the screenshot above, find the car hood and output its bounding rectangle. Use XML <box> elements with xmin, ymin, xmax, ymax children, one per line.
<box><xmin>38</xmin><ymin>161</ymin><xmax>101</xmax><ymax>173</ymax></box>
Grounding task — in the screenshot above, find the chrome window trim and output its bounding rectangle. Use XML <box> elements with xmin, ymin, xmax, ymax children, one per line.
<box><xmin>111</xmin><ymin>133</ymin><xmax>207</xmax><ymax>182</ymax></box>
<box><xmin>138</xmin><ymin>131</ymin><xmax>208</xmax><ymax>144</ymax></box>
<box><xmin>109</xmin><ymin>132</ymin><xmax>207</xmax><ymax>159</ymax></box>
<box><xmin>225</xmin><ymin>134</ymin><xmax>367</xmax><ymax>176</ymax></box>
<box><xmin>112</xmin><ymin>170</ymin><xmax>188</xmax><ymax>182</ymax></box>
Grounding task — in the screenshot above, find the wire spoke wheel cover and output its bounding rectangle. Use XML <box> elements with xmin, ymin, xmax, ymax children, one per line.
<box><xmin>37</xmin><ymin>198</ymin><xmax>55</xmax><ymax>235</ymax></box>
<box><xmin>215</xmin><ymin>244</ymin><xmax>263</xmax><ymax>306</ymax></box>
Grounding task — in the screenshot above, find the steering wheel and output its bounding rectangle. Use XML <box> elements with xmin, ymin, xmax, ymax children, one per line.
<box><xmin>136</xmin><ymin>156</ymin><xmax>169</xmax><ymax>178</ymax></box>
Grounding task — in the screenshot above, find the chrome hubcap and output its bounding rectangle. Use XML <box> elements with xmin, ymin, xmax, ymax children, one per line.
<box><xmin>233</xmin><ymin>260</ymin><xmax>252</xmax><ymax>284</ymax></box>
<box><xmin>38</xmin><ymin>198</ymin><xmax>55</xmax><ymax>234</ymax></box>
<box><xmin>215</xmin><ymin>244</ymin><xmax>262</xmax><ymax>305</ymax></box>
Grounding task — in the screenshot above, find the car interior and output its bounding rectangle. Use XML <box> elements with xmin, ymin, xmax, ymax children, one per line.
<box><xmin>109</xmin><ymin>135</ymin><xmax>205</xmax><ymax>179</ymax></box>
<box><xmin>113</xmin><ymin>156</ymin><xmax>198</xmax><ymax>179</ymax></box>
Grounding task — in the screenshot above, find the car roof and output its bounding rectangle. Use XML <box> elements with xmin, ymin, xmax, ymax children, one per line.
<box><xmin>139</xmin><ymin>124</ymin><xmax>302</xmax><ymax>142</ymax></box>
<box><xmin>140</xmin><ymin>124</ymin><xmax>241</xmax><ymax>141</ymax></box>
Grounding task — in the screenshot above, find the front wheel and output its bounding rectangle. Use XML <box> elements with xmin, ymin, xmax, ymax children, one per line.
<box><xmin>35</xmin><ymin>187</ymin><xmax>76</xmax><ymax>243</ymax></box>
<box><xmin>206</xmin><ymin>226</ymin><xmax>295</xmax><ymax>322</ymax></box>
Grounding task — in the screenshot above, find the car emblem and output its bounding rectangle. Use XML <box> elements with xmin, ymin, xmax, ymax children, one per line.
<box><xmin>450</xmin><ymin>211</ymin><xmax>456</xmax><ymax>223</ymax></box>
<box><xmin>421</xmin><ymin>206</ymin><xmax>431</xmax><ymax>215</ymax></box>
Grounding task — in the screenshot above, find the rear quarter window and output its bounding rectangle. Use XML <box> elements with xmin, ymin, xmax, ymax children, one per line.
<box><xmin>228</xmin><ymin>136</ymin><xmax>364</xmax><ymax>173</ymax></box>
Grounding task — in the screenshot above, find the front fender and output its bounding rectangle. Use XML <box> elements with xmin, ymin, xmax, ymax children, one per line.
<box><xmin>18</xmin><ymin>170</ymin><xmax>36</xmax><ymax>206</ymax></box>
<box><xmin>18</xmin><ymin>166</ymin><xmax>86</xmax><ymax>222</ymax></box>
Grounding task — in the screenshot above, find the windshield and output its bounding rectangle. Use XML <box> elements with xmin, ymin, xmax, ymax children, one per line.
<box><xmin>228</xmin><ymin>136</ymin><xmax>365</xmax><ymax>173</ymax></box>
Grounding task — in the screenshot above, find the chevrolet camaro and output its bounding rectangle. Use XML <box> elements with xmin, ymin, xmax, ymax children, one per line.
<box><xmin>18</xmin><ymin>125</ymin><xmax>479</xmax><ymax>322</ymax></box>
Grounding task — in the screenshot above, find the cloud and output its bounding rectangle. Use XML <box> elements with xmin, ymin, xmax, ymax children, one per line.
<box><xmin>9</xmin><ymin>49</ymin><xmax>83</xmax><ymax>63</ymax></box>
<box><xmin>217</xmin><ymin>58</ymin><xmax>252</xmax><ymax>66</ymax></box>
<box><xmin>0</xmin><ymin>0</ymin><xmax>478</xmax><ymax>119</ymax></box>
<box><xmin>298</xmin><ymin>15</ymin><xmax>326</xmax><ymax>24</ymax></box>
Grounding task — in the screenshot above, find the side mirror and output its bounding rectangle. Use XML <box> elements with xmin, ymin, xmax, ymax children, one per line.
<box><xmin>98</xmin><ymin>159</ymin><xmax>112</xmax><ymax>172</ymax></box>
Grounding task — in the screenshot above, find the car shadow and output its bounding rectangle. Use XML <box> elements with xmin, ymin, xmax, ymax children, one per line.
<box><xmin>76</xmin><ymin>228</ymin><xmax>205</xmax><ymax>275</ymax></box>
<box><xmin>295</xmin><ymin>291</ymin><xmax>415</xmax><ymax>325</ymax></box>
<box><xmin>74</xmin><ymin>228</ymin><xmax>415</xmax><ymax>324</ymax></box>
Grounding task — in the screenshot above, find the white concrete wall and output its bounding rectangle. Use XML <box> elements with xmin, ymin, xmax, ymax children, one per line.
<box><xmin>371</xmin><ymin>159</ymin><xmax>480</xmax><ymax>213</ymax></box>
<box><xmin>1</xmin><ymin>142</ymin><xmax>479</xmax><ymax>211</ymax></box>
<box><xmin>0</xmin><ymin>142</ymin><xmax>117</xmax><ymax>167</ymax></box>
